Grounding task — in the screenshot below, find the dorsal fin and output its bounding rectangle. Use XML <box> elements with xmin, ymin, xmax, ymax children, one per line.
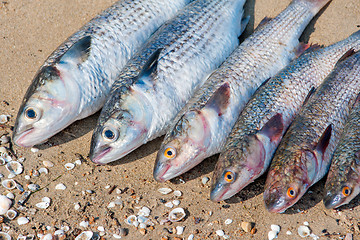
<box><xmin>337</xmin><ymin>49</ymin><xmax>356</xmax><ymax>63</ymax></box>
<box><xmin>205</xmin><ymin>82</ymin><xmax>231</xmax><ymax>116</ymax></box>
<box><xmin>303</xmin><ymin>87</ymin><xmax>316</xmax><ymax>106</ymax></box>
<box><xmin>137</xmin><ymin>48</ymin><xmax>162</xmax><ymax>84</ymax></box>
<box><xmin>315</xmin><ymin>124</ymin><xmax>332</xmax><ymax>155</ymax></box>
<box><xmin>258</xmin><ymin>113</ymin><xmax>284</xmax><ymax>142</ymax></box>
<box><xmin>59</xmin><ymin>35</ymin><xmax>92</xmax><ymax>66</ymax></box>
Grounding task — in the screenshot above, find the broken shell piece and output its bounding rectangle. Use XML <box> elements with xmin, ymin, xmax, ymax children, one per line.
<box><xmin>173</xmin><ymin>200</ymin><xmax>180</xmax><ymax>206</ymax></box>
<box><xmin>107</xmin><ymin>202</ymin><xmax>115</xmax><ymax>208</ymax></box>
<box><xmin>18</xmin><ymin>191</ymin><xmax>31</xmax><ymax>205</ymax></box>
<box><xmin>298</xmin><ymin>225</ymin><xmax>311</xmax><ymax>238</ymax></box>
<box><xmin>35</xmin><ymin>201</ymin><xmax>50</xmax><ymax>209</ymax></box>
<box><xmin>165</xmin><ymin>202</ymin><xmax>174</xmax><ymax>208</ymax></box>
<box><xmin>43</xmin><ymin>160</ymin><xmax>54</xmax><ymax>168</ymax></box>
<box><xmin>27</xmin><ymin>184</ymin><xmax>40</xmax><ymax>192</ymax></box>
<box><xmin>74</xmin><ymin>160</ymin><xmax>82</xmax><ymax>165</ymax></box>
<box><xmin>125</xmin><ymin>215</ymin><xmax>137</xmax><ymax>226</ymax></box>
<box><xmin>79</xmin><ymin>221</ymin><xmax>89</xmax><ymax>228</ymax></box>
<box><xmin>0</xmin><ymin>232</ymin><xmax>11</xmax><ymax>240</ymax></box>
<box><xmin>0</xmin><ymin>135</ymin><xmax>9</xmax><ymax>144</ymax></box>
<box><xmin>268</xmin><ymin>230</ymin><xmax>278</xmax><ymax>240</ymax></box>
<box><xmin>64</xmin><ymin>163</ymin><xmax>75</xmax><ymax>170</ymax></box>
<box><xmin>42</xmin><ymin>197</ymin><xmax>51</xmax><ymax>204</ymax></box>
<box><xmin>0</xmin><ymin>195</ymin><xmax>12</xmax><ymax>214</ymax></box>
<box><xmin>55</xmin><ymin>183</ymin><xmax>67</xmax><ymax>190</ymax></box>
<box><xmin>75</xmin><ymin>231</ymin><xmax>93</xmax><ymax>240</ymax></box>
<box><xmin>6</xmin><ymin>192</ymin><xmax>14</xmax><ymax>199</ymax></box>
<box><xmin>225</xmin><ymin>219</ymin><xmax>233</xmax><ymax>225</ymax></box>
<box><xmin>0</xmin><ymin>157</ymin><xmax>6</xmax><ymax>166</ymax></box>
<box><xmin>216</xmin><ymin>230</ymin><xmax>225</xmax><ymax>237</ymax></box>
<box><xmin>6</xmin><ymin>209</ymin><xmax>17</xmax><ymax>220</ymax></box>
<box><xmin>138</xmin><ymin>206</ymin><xmax>151</xmax><ymax>217</ymax></box>
<box><xmin>158</xmin><ymin>187</ymin><xmax>172</xmax><ymax>195</ymax></box>
<box><xmin>176</xmin><ymin>226</ymin><xmax>184</xmax><ymax>235</ymax></box>
<box><xmin>17</xmin><ymin>216</ymin><xmax>30</xmax><ymax>225</ymax></box>
<box><xmin>202</xmin><ymin>177</ymin><xmax>209</xmax><ymax>185</ymax></box>
<box><xmin>6</xmin><ymin>161</ymin><xmax>23</xmax><ymax>175</ymax></box>
<box><xmin>271</xmin><ymin>225</ymin><xmax>281</xmax><ymax>234</ymax></box>
<box><xmin>169</xmin><ymin>208</ymin><xmax>186</xmax><ymax>222</ymax></box>
<box><xmin>173</xmin><ymin>190</ymin><xmax>182</xmax><ymax>197</ymax></box>
<box><xmin>39</xmin><ymin>168</ymin><xmax>49</xmax><ymax>174</ymax></box>
<box><xmin>2</xmin><ymin>179</ymin><xmax>16</xmax><ymax>190</ymax></box>
<box><xmin>0</xmin><ymin>115</ymin><xmax>8</xmax><ymax>124</ymax></box>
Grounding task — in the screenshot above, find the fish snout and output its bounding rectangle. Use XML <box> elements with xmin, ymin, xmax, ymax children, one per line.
<box><xmin>263</xmin><ymin>188</ymin><xmax>286</xmax><ymax>213</ymax></box>
<box><xmin>12</xmin><ymin>127</ymin><xmax>36</xmax><ymax>147</ymax></box>
<box><xmin>323</xmin><ymin>192</ymin><xmax>342</xmax><ymax>209</ymax></box>
<box><xmin>153</xmin><ymin>161</ymin><xmax>171</xmax><ymax>183</ymax></box>
<box><xmin>89</xmin><ymin>145</ymin><xmax>112</xmax><ymax>165</ymax></box>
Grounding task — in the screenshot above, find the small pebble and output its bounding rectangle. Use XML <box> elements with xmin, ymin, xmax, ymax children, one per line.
<box><xmin>43</xmin><ymin>161</ymin><xmax>54</xmax><ymax>168</ymax></box>
<box><xmin>17</xmin><ymin>217</ymin><xmax>29</xmax><ymax>225</ymax></box>
<box><xmin>139</xmin><ymin>228</ymin><xmax>146</xmax><ymax>235</ymax></box>
<box><xmin>241</xmin><ymin>222</ymin><xmax>253</xmax><ymax>233</ymax></box>
<box><xmin>24</xmin><ymin>175</ymin><xmax>31</xmax><ymax>180</ymax></box>
<box><xmin>201</xmin><ymin>177</ymin><xmax>209</xmax><ymax>185</ymax></box>
<box><xmin>30</xmin><ymin>148</ymin><xmax>39</xmax><ymax>153</ymax></box>
<box><xmin>173</xmin><ymin>190</ymin><xmax>182</xmax><ymax>197</ymax></box>
<box><xmin>158</xmin><ymin>188</ymin><xmax>172</xmax><ymax>195</ymax></box>
<box><xmin>224</xmin><ymin>219</ymin><xmax>233</xmax><ymax>225</ymax></box>
<box><xmin>107</xmin><ymin>202</ymin><xmax>116</xmax><ymax>208</ymax></box>
<box><xmin>216</xmin><ymin>230</ymin><xmax>225</xmax><ymax>237</ymax></box>
<box><xmin>173</xmin><ymin>199</ymin><xmax>180</xmax><ymax>206</ymax></box>
<box><xmin>165</xmin><ymin>202</ymin><xmax>174</xmax><ymax>208</ymax></box>
<box><xmin>74</xmin><ymin>203</ymin><xmax>81</xmax><ymax>211</ymax></box>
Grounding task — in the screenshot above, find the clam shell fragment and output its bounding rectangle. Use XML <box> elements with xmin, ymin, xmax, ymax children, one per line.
<box><xmin>0</xmin><ymin>195</ymin><xmax>12</xmax><ymax>214</ymax></box>
<box><xmin>0</xmin><ymin>232</ymin><xmax>11</xmax><ymax>240</ymax></box>
<box><xmin>158</xmin><ymin>187</ymin><xmax>172</xmax><ymax>195</ymax></box>
<box><xmin>298</xmin><ymin>225</ymin><xmax>311</xmax><ymax>238</ymax></box>
<box><xmin>169</xmin><ymin>207</ymin><xmax>186</xmax><ymax>222</ymax></box>
<box><xmin>6</xmin><ymin>161</ymin><xmax>23</xmax><ymax>175</ymax></box>
<box><xmin>2</xmin><ymin>179</ymin><xmax>16</xmax><ymax>190</ymax></box>
<box><xmin>75</xmin><ymin>231</ymin><xmax>93</xmax><ymax>240</ymax></box>
<box><xmin>6</xmin><ymin>209</ymin><xmax>17</xmax><ymax>220</ymax></box>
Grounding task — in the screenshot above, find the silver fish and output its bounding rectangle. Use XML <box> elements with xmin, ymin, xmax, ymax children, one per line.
<box><xmin>89</xmin><ymin>0</ymin><xmax>249</xmax><ymax>164</ymax></box>
<box><xmin>211</xmin><ymin>30</ymin><xmax>360</xmax><ymax>202</ymax></box>
<box><xmin>12</xmin><ymin>0</ymin><xmax>191</xmax><ymax>147</ymax></box>
<box><xmin>263</xmin><ymin>50</ymin><xmax>360</xmax><ymax>213</ymax></box>
<box><xmin>154</xmin><ymin>0</ymin><xmax>330</xmax><ymax>182</ymax></box>
<box><xmin>324</xmin><ymin>94</ymin><xmax>360</xmax><ymax>209</ymax></box>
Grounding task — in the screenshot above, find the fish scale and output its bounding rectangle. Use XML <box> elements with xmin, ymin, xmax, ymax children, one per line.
<box><xmin>153</xmin><ymin>0</ymin><xmax>330</xmax><ymax>183</ymax></box>
<box><xmin>264</xmin><ymin>50</ymin><xmax>360</xmax><ymax>213</ymax></box>
<box><xmin>210</xmin><ymin>30</ymin><xmax>360</xmax><ymax>202</ymax></box>
<box><xmin>13</xmin><ymin>0</ymin><xmax>191</xmax><ymax>147</ymax></box>
<box><xmin>89</xmin><ymin>0</ymin><xmax>248</xmax><ymax>164</ymax></box>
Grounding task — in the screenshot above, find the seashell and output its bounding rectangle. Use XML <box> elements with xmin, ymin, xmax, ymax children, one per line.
<box><xmin>25</xmin><ymin>175</ymin><xmax>31</xmax><ymax>180</ymax></box>
<box><xmin>39</xmin><ymin>168</ymin><xmax>49</xmax><ymax>174</ymax></box>
<box><xmin>6</xmin><ymin>209</ymin><xmax>17</xmax><ymax>219</ymax></box>
<box><xmin>74</xmin><ymin>203</ymin><xmax>81</xmax><ymax>211</ymax></box>
<box><xmin>165</xmin><ymin>202</ymin><xmax>174</xmax><ymax>208</ymax></box>
<box><xmin>137</xmin><ymin>215</ymin><xmax>148</xmax><ymax>224</ymax></box>
<box><xmin>64</xmin><ymin>163</ymin><xmax>75</xmax><ymax>170</ymax></box>
<box><xmin>6</xmin><ymin>161</ymin><xmax>23</xmax><ymax>175</ymax></box>
<box><xmin>0</xmin><ymin>135</ymin><xmax>9</xmax><ymax>144</ymax></box>
<box><xmin>55</xmin><ymin>183</ymin><xmax>67</xmax><ymax>190</ymax></box>
<box><xmin>298</xmin><ymin>225</ymin><xmax>311</xmax><ymax>238</ymax></box>
<box><xmin>303</xmin><ymin>221</ymin><xmax>309</xmax><ymax>226</ymax></box>
<box><xmin>42</xmin><ymin>197</ymin><xmax>51</xmax><ymax>204</ymax></box>
<box><xmin>0</xmin><ymin>174</ymin><xmax>3</xmax><ymax>178</ymax></box>
<box><xmin>28</xmin><ymin>184</ymin><xmax>40</xmax><ymax>192</ymax></box>
<box><xmin>125</xmin><ymin>215</ymin><xmax>137</xmax><ymax>226</ymax></box>
<box><xmin>158</xmin><ymin>187</ymin><xmax>172</xmax><ymax>195</ymax></box>
<box><xmin>107</xmin><ymin>202</ymin><xmax>115</xmax><ymax>208</ymax></box>
<box><xmin>139</xmin><ymin>223</ymin><xmax>147</xmax><ymax>229</ymax></box>
<box><xmin>0</xmin><ymin>115</ymin><xmax>8</xmax><ymax>124</ymax></box>
<box><xmin>173</xmin><ymin>200</ymin><xmax>180</xmax><ymax>206</ymax></box>
<box><xmin>6</xmin><ymin>192</ymin><xmax>14</xmax><ymax>199</ymax></box>
<box><xmin>224</xmin><ymin>219</ymin><xmax>233</xmax><ymax>225</ymax></box>
<box><xmin>0</xmin><ymin>195</ymin><xmax>12</xmax><ymax>214</ymax></box>
<box><xmin>169</xmin><ymin>207</ymin><xmax>186</xmax><ymax>222</ymax></box>
<box><xmin>173</xmin><ymin>190</ymin><xmax>182</xmax><ymax>197</ymax></box>
<box><xmin>176</xmin><ymin>226</ymin><xmax>184</xmax><ymax>235</ymax></box>
<box><xmin>17</xmin><ymin>191</ymin><xmax>31</xmax><ymax>205</ymax></box>
<box><xmin>286</xmin><ymin>231</ymin><xmax>292</xmax><ymax>235</ymax></box>
<box><xmin>35</xmin><ymin>201</ymin><xmax>50</xmax><ymax>209</ymax></box>
<box><xmin>7</xmin><ymin>173</ymin><xmax>15</xmax><ymax>179</ymax></box>
<box><xmin>268</xmin><ymin>230</ymin><xmax>278</xmax><ymax>240</ymax></box>
<box><xmin>202</xmin><ymin>177</ymin><xmax>209</xmax><ymax>185</ymax></box>
<box><xmin>18</xmin><ymin>157</ymin><xmax>26</xmax><ymax>163</ymax></box>
<box><xmin>74</xmin><ymin>160</ymin><xmax>82</xmax><ymax>165</ymax></box>
<box><xmin>138</xmin><ymin>206</ymin><xmax>151</xmax><ymax>217</ymax></box>
<box><xmin>30</xmin><ymin>148</ymin><xmax>39</xmax><ymax>153</ymax></box>
<box><xmin>188</xmin><ymin>234</ymin><xmax>194</xmax><ymax>240</ymax></box>
<box><xmin>0</xmin><ymin>232</ymin><xmax>11</xmax><ymax>240</ymax></box>
<box><xmin>17</xmin><ymin>216</ymin><xmax>30</xmax><ymax>225</ymax></box>
<box><xmin>0</xmin><ymin>147</ymin><xmax>7</xmax><ymax>155</ymax></box>
<box><xmin>97</xmin><ymin>226</ymin><xmax>105</xmax><ymax>232</ymax></box>
<box><xmin>43</xmin><ymin>160</ymin><xmax>54</xmax><ymax>168</ymax></box>
<box><xmin>79</xmin><ymin>221</ymin><xmax>89</xmax><ymax>228</ymax></box>
<box><xmin>0</xmin><ymin>156</ymin><xmax>7</xmax><ymax>166</ymax></box>
<box><xmin>75</xmin><ymin>231</ymin><xmax>93</xmax><ymax>240</ymax></box>
<box><xmin>216</xmin><ymin>230</ymin><xmax>225</xmax><ymax>237</ymax></box>
<box><xmin>32</xmin><ymin>169</ymin><xmax>40</xmax><ymax>177</ymax></box>
<box><xmin>271</xmin><ymin>225</ymin><xmax>281</xmax><ymax>234</ymax></box>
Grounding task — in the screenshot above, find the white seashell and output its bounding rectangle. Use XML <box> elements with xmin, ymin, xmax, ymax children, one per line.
<box><xmin>0</xmin><ymin>232</ymin><xmax>11</xmax><ymax>240</ymax></box>
<box><xmin>36</xmin><ymin>201</ymin><xmax>50</xmax><ymax>209</ymax></box>
<box><xmin>158</xmin><ymin>187</ymin><xmax>172</xmax><ymax>195</ymax></box>
<box><xmin>176</xmin><ymin>226</ymin><xmax>184</xmax><ymax>235</ymax></box>
<box><xmin>64</xmin><ymin>163</ymin><xmax>75</xmax><ymax>170</ymax></box>
<box><xmin>165</xmin><ymin>202</ymin><xmax>174</xmax><ymax>208</ymax></box>
<box><xmin>104</xmin><ymin>185</ymin><xmax>111</xmax><ymax>189</ymax></box>
<box><xmin>97</xmin><ymin>226</ymin><xmax>105</xmax><ymax>232</ymax></box>
<box><xmin>169</xmin><ymin>208</ymin><xmax>186</xmax><ymax>222</ymax></box>
<box><xmin>139</xmin><ymin>223</ymin><xmax>147</xmax><ymax>229</ymax></box>
<box><xmin>125</xmin><ymin>215</ymin><xmax>137</xmax><ymax>226</ymax></box>
<box><xmin>271</xmin><ymin>225</ymin><xmax>281</xmax><ymax>234</ymax></box>
<box><xmin>0</xmin><ymin>115</ymin><xmax>8</xmax><ymax>124</ymax></box>
<box><xmin>28</xmin><ymin>184</ymin><xmax>40</xmax><ymax>192</ymax></box>
<box><xmin>268</xmin><ymin>230</ymin><xmax>278</xmax><ymax>240</ymax></box>
<box><xmin>202</xmin><ymin>177</ymin><xmax>209</xmax><ymax>185</ymax></box>
<box><xmin>298</xmin><ymin>225</ymin><xmax>311</xmax><ymax>238</ymax></box>
<box><xmin>25</xmin><ymin>175</ymin><xmax>31</xmax><ymax>180</ymax></box>
<box><xmin>138</xmin><ymin>206</ymin><xmax>151</xmax><ymax>217</ymax></box>
<box><xmin>0</xmin><ymin>195</ymin><xmax>12</xmax><ymax>214</ymax></box>
<box><xmin>30</xmin><ymin>148</ymin><xmax>39</xmax><ymax>153</ymax></box>
<box><xmin>42</xmin><ymin>197</ymin><xmax>51</xmax><ymax>204</ymax></box>
<box><xmin>79</xmin><ymin>221</ymin><xmax>89</xmax><ymax>228</ymax></box>
<box><xmin>6</xmin><ymin>209</ymin><xmax>17</xmax><ymax>219</ymax></box>
<box><xmin>6</xmin><ymin>192</ymin><xmax>14</xmax><ymax>199</ymax></box>
<box><xmin>75</xmin><ymin>231</ymin><xmax>93</xmax><ymax>240</ymax></box>
<box><xmin>0</xmin><ymin>174</ymin><xmax>3</xmax><ymax>178</ymax></box>
<box><xmin>6</xmin><ymin>161</ymin><xmax>23</xmax><ymax>175</ymax></box>
<box><xmin>173</xmin><ymin>190</ymin><xmax>182</xmax><ymax>197</ymax></box>
<box><xmin>7</xmin><ymin>173</ymin><xmax>15</xmax><ymax>179</ymax></box>
<box><xmin>0</xmin><ymin>147</ymin><xmax>7</xmax><ymax>155</ymax></box>
<box><xmin>55</xmin><ymin>183</ymin><xmax>66</xmax><ymax>190</ymax></box>
<box><xmin>39</xmin><ymin>168</ymin><xmax>49</xmax><ymax>174</ymax></box>
<box><xmin>173</xmin><ymin>199</ymin><xmax>180</xmax><ymax>206</ymax></box>
<box><xmin>43</xmin><ymin>160</ymin><xmax>54</xmax><ymax>168</ymax></box>
<box><xmin>0</xmin><ymin>157</ymin><xmax>6</xmax><ymax>166</ymax></box>
<box><xmin>107</xmin><ymin>202</ymin><xmax>115</xmax><ymax>208</ymax></box>
<box><xmin>17</xmin><ymin>216</ymin><xmax>30</xmax><ymax>225</ymax></box>
<box><xmin>188</xmin><ymin>234</ymin><xmax>194</xmax><ymax>240</ymax></box>
<box><xmin>286</xmin><ymin>231</ymin><xmax>292</xmax><ymax>235</ymax></box>
<box><xmin>224</xmin><ymin>219</ymin><xmax>233</xmax><ymax>225</ymax></box>
<box><xmin>74</xmin><ymin>160</ymin><xmax>82</xmax><ymax>165</ymax></box>
<box><xmin>133</xmin><ymin>220</ymin><xmax>139</xmax><ymax>228</ymax></box>
<box><xmin>303</xmin><ymin>221</ymin><xmax>309</xmax><ymax>226</ymax></box>
<box><xmin>74</xmin><ymin>203</ymin><xmax>81</xmax><ymax>211</ymax></box>
<box><xmin>113</xmin><ymin>234</ymin><xmax>122</xmax><ymax>239</ymax></box>
<box><xmin>216</xmin><ymin>230</ymin><xmax>225</xmax><ymax>237</ymax></box>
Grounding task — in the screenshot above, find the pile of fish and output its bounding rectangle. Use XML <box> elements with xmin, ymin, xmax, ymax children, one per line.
<box><xmin>10</xmin><ymin>0</ymin><xmax>360</xmax><ymax>213</ymax></box>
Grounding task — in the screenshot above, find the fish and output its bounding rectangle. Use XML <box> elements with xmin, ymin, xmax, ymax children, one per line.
<box><xmin>323</xmin><ymin>95</ymin><xmax>360</xmax><ymax>209</ymax></box>
<box><xmin>89</xmin><ymin>0</ymin><xmax>249</xmax><ymax>164</ymax></box>
<box><xmin>210</xmin><ymin>30</ymin><xmax>360</xmax><ymax>202</ymax></box>
<box><xmin>154</xmin><ymin>0</ymin><xmax>331</xmax><ymax>183</ymax></box>
<box><xmin>263</xmin><ymin>50</ymin><xmax>360</xmax><ymax>213</ymax></box>
<box><xmin>12</xmin><ymin>0</ymin><xmax>192</xmax><ymax>147</ymax></box>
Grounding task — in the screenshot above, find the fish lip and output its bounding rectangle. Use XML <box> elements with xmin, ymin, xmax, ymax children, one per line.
<box><xmin>153</xmin><ymin>163</ymin><xmax>171</xmax><ymax>183</ymax></box>
<box><xmin>210</xmin><ymin>184</ymin><xmax>228</xmax><ymax>202</ymax></box>
<box><xmin>13</xmin><ymin>127</ymin><xmax>35</xmax><ymax>147</ymax></box>
<box><xmin>90</xmin><ymin>147</ymin><xmax>112</xmax><ymax>165</ymax></box>
<box><xmin>323</xmin><ymin>193</ymin><xmax>342</xmax><ymax>209</ymax></box>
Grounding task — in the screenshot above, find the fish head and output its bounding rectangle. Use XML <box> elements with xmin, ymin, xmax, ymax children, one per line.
<box><xmin>323</xmin><ymin>157</ymin><xmax>360</xmax><ymax>209</ymax></box>
<box><xmin>90</xmin><ymin>87</ymin><xmax>152</xmax><ymax>165</ymax></box>
<box><xmin>210</xmin><ymin>134</ymin><xmax>266</xmax><ymax>202</ymax></box>
<box><xmin>13</xmin><ymin>65</ymin><xmax>80</xmax><ymax>147</ymax></box>
<box><xmin>153</xmin><ymin>109</ymin><xmax>211</xmax><ymax>182</ymax></box>
<box><xmin>264</xmin><ymin>150</ymin><xmax>315</xmax><ymax>213</ymax></box>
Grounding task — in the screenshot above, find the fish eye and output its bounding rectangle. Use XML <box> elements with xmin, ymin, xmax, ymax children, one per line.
<box><xmin>102</xmin><ymin>127</ymin><xmax>118</xmax><ymax>142</ymax></box>
<box><xmin>287</xmin><ymin>187</ymin><xmax>296</xmax><ymax>198</ymax></box>
<box><xmin>224</xmin><ymin>171</ymin><xmax>235</xmax><ymax>183</ymax></box>
<box><xmin>24</xmin><ymin>107</ymin><xmax>39</xmax><ymax>120</ymax></box>
<box><xmin>342</xmin><ymin>186</ymin><xmax>351</xmax><ymax>197</ymax></box>
<box><xmin>164</xmin><ymin>147</ymin><xmax>176</xmax><ymax>159</ymax></box>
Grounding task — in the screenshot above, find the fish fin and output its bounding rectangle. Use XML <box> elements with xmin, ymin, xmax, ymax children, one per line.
<box><xmin>59</xmin><ymin>35</ymin><xmax>91</xmax><ymax>66</ymax></box>
<box><xmin>258</xmin><ymin>113</ymin><xmax>284</xmax><ymax>142</ymax></box>
<box><xmin>315</xmin><ymin>124</ymin><xmax>332</xmax><ymax>155</ymax></box>
<box><xmin>303</xmin><ymin>87</ymin><xmax>316</xmax><ymax>106</ymax></box>
<box><xmin>205</xmin><ymin>82</ymin><xmax>231</xmax><ymax>116</ymax></box>
<box><xmin>294</xmin><ymin>42</ymin><xmax>313</xmax><ymax>57</ymax></box>
<box><xmin>337</xmin><ymin>49</ymin><xmax>357</xmax><ymax>63</ymax></box>
<box><xmin>238</xmin><ymin>15</ymin><xmax>250</xmax><ymax>36</ymax></box>
<box><xmin>257</xmin><ymin>77</ymin><xmax>272</xmax><ymax>91</ymax></box>
<box><xmin>256</xmin><ymin>17</ymin><xmax>272</xmax><ymax>29</ymax></box>
<box><xmin>140</xmin><ymin>48</ymin><xmax>162</xmax><ymax>77</ymax></box>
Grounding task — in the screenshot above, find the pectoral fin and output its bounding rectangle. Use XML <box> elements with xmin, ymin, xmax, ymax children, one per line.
<box><xmin>136</xmin><ymin>48</ymin><xmax>162</xmax><ymax>86</ymax></box>
<box><xmin>259</xmin><ymin>113</ymin><xmax>284</xmax><ymax>142</ymax></box>
<box><xmin>59</xmin><ymin>35</ymin><xmax>92</xmax><ymax>66</ymax></box>
<box><xmin>205</xmin><ymin>82</ymin><xmax>231</xmax><ymax>116</ymax></box>
<box><xmin>315</xmin><ymin>124</ymin><xmax>332</xmax><ymax>158</ymax></box>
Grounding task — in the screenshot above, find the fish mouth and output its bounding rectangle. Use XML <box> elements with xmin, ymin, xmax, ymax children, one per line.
<box><xmin>13</xmin><ymin>127</ymin><xmax>35</xmax><ymax>147</ymax></box>
<box><xmin>153</xmin><ymin>163</ymin><xmax>171</xmax><ymax>183</ymax></box>
<box><xmin>90</xmin><ymin>147</ymin><xmax>112</xmax><ymax>165</ymax></box>
<box><xmin>263</xmin><ymin>189</ymin><xmax>287</xmax><ymax>213</ymax></box>
<box><xmin>323</xmin><ymin>193</ymin><xmax>343</xmax><ymax>209</ymax></box>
